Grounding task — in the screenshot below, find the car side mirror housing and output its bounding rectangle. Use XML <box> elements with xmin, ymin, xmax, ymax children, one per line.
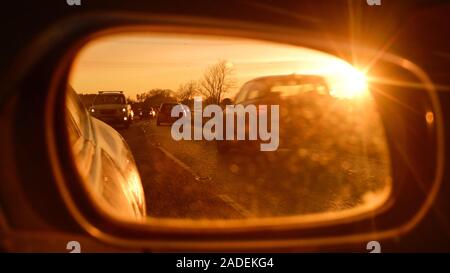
<box><xmin>13</xmin><ymin>11</ymin><xmax>442</xmax><ymax>252</ymax></box>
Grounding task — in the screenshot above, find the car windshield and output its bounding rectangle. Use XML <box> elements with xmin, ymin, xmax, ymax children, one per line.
<box><xmin>270</xmin><ymin>83</ymin><xmax>328</xmax><ymax>97</ymax></box>
<box><xmin>93</xmin><ymin>94</ymin><xmax>125</xmax><ymax>105</ymax></box>
<box><xmin>259</xmin><ymin>77</ymin><xmax>327</xmax><ymax>97</ymax></box>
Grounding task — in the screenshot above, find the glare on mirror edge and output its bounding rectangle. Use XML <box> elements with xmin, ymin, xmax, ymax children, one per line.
<box><xmin>67</xmin><ymin>33</ymin><xmax>392</xmax><ymax>222</ymax></box>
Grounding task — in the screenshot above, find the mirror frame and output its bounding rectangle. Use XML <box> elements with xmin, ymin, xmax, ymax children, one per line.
<box><xmin>22</xmin><ymin>12</ymin><xmax>443</xmax><ymax>250</ymax></box>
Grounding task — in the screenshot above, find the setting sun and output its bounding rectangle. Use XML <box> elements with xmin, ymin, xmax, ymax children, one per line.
<box><xmin>323</xmin><ymin>61</ymin><xmax>369</xmax><ymax>99</ymax></box>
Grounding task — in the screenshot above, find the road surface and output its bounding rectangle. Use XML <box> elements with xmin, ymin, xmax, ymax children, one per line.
<box><xmin>118</xmin><ymin>118</ymin><xmax>390</xmax><ymax>220</ymax></box>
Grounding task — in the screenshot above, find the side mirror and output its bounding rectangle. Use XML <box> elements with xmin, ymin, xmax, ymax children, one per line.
<box><xmin>38</xmin><ymin>19</ymin><xmax>444</xmax><ymax>252</ymax></box>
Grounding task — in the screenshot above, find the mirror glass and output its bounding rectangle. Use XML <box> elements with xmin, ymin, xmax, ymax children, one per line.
<box><xmin>67</xmin><ymin>33</ymin><xmax>392</xmax><ymax>222</ymax></box>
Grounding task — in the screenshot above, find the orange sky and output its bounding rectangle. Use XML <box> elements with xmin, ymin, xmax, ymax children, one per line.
<box><xmin>69</xmin><ymin>33</ymin><xmax>362</xmax><ymax>99</ymax></box>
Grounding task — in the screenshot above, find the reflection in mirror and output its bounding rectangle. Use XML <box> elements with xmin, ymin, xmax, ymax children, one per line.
<box><xmin>66</xmin><ymin>33</ymin><xmax>391</xmax><ymax>222</ymax></box>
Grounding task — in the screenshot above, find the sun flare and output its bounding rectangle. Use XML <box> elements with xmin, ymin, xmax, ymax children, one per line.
<box><xmin>328</xmin><ymin>63</ymin><xmax>369</xmax><ymax>99</ymax></box>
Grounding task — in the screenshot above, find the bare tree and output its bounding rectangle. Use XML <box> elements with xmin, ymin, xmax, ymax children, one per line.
<box><xmin>177</xmin><ymin>80</ymin><xmax>199</xmax><ymax>105</ymax></box>
<box><xmin>126</xmin><ymin>96</ymin><xmax>136</xmax><ymax>104</ymax></box>
<box><xmin>200</xmin><ymin>60</ymin><xmax>236</xmax><ymax>105</ymax></box>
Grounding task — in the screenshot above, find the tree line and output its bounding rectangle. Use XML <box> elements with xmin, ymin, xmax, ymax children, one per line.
<box><xmin>78</xmin><ymin>59</ymin><xmax>236</xmax><ymax>110</ymax></box>
<box><xmin>136</xmin><ymin>59</ymin><xmax>236</xmax><ymax>110</ymax></box>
